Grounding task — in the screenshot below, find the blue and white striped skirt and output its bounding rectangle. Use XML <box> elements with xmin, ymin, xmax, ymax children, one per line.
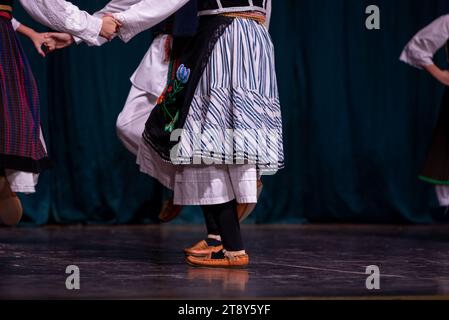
<box><xmin>173</xmin><ymin>18</ymin><xmax>284</xmax><ymax>173</ymax></box>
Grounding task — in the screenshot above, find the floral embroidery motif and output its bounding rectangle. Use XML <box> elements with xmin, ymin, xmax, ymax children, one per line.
<box><xmin>157</xmin><ymin>64</ymin><xmax>191</xmax><ymax>133</ymax></box>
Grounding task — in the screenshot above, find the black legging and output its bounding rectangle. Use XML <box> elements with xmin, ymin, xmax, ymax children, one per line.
<box><xmin>203</xmin><ymin>209</ymin><xmax>220</xmax><ymax>236</ymax></box>
<box><xmin>201</xmin><ymin>200</ymin><xmax>244</xmax><ymax>252</ymax></box>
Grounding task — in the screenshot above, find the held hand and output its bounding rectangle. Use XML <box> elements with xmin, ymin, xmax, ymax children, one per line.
<box><xmin>100</xmin><ymin>16</ymin><xmax>122</xmax><ymax>41</ymax></box>
<box><xmin>44</xmin><ymin>33</ymin><xmax>74</xmax><ymax>51</ymax></box>
<box><xmin>29</xmin><ymin>32</ymin><xmax>49</xmax><ymax>57</ymax></box>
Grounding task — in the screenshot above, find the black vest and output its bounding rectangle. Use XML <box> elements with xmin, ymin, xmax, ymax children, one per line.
<box><xmin>198</xmin><ymin>0</ymin><xmax>267</xmax><ymax>15</ymax></box>
<box><xmin>153</xmin><ymin>0</ymin><xmax>199</xmax><ymax>37</ymax></box>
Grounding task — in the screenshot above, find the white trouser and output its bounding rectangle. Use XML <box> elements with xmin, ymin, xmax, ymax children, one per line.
<box><xmin>116</xmin><ymin>86</ymin><xmax>157</xmax><ymax>156</ymax></box>
<box><xmin>115</xmin><ymin>33</ymin><xmax>170</xmax><ymax>155</ymax></box>
<box><xmin>5</xmin><ymin>130</ymin><xmax>46</xmax><ymax>194</ymax></box>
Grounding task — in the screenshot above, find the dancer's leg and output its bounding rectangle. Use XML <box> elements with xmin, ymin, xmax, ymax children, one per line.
<box><xmin>187</xmin><ymin>200</ymin><xmax>248</xmax><ymax>268</ymax></box>
<box><xmin>0</xmin><ymin>173</ymin><xmax>23</xmax><ymax>226</ymax></box>
<box><xmin>202</xmin><ymin>200</ymin><xmax>243</xmax><ymax>252</ymax></box>
<box><xmin>116</xmin><ymin>86</ymin><xmax>157</xmax><ymax>156</ymax></box>
<box><xmin>203</xmin><ymin>210</ymin><xmax>221</xmax><ymax>239</ymax></box>
<box><xmin>184</xmin><ymin>210</ymin><xmax>223</xmax><ymax>257</ymax></box>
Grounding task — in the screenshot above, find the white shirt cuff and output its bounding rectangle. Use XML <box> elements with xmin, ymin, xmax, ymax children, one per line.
<box><xmin>114</xmin><ymin>13</ymin><xmax>138</xmax><ymax>43</ymax></box>
<box><xmin>11</xmin><ymin>18</ymin><xmax>21</xmax><ymax>31</ymax></box>
<box><xmin>80</xmin><ymin>16</ymin><xmax>103</xmax><ymax>46</ymax></box>
<box><xmin>400</xmin><ymin>49</ymin><xmax>434</xmax><ymax>70</ymax></box>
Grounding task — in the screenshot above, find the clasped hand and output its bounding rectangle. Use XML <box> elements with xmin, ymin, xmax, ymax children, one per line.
<box><xmin>32</xmin><ymin>14</ymin><xmax>121</xmax><ymax>56</ymax></box>
<box><xmin>100</xmin><ymin>14</ymin><xmax>122</xmax><ymax>41</ymax></box>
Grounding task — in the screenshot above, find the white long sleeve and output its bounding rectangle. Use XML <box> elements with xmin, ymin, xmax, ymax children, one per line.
<box><xmin>114</xmin><ymin>0</ymin><xmax>190</xmax><ymax>43</ymax></box>
<box><xmin>265</xmin><ymin>0</ymin><xmax>272</xmax><ymax>30</ymax></box>
<box><xmin>18</xmin><ymin>0</ymin><xmax>103</xmax><ymax>46</ymax></box>
<box><xmin>93</xmin><ymin>0</ymin><xmax>141</xmax><ymax>18</ymax></box>
<box><xmin>11</xmin><ymin>18</ymin><xmax>21</xmax><ymax>31</ymax></box>
<box><xmin>72</xmin><ymin>0</ymin><xmax>142</xmax><ymax>46</ymax></box>
<box><xmin>400</xmin><ymin>14</ymin><xmax>449</xmax><ymax>69</ymax></box>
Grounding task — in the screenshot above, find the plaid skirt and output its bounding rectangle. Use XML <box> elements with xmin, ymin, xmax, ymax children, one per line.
<box><xmin>0</xmin><ymin>17</ymin><xmax>49</xmax><ymax>173</ymax></box>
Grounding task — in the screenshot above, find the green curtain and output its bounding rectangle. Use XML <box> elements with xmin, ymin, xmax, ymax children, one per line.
<box><xmin>13</xmin><ymin>0</ymin><xmax>449</xmax><ymax>224</ymax></box>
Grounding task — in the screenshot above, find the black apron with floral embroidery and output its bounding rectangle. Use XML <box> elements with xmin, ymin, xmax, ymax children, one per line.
<box><xmin>143</xmin><ymin>15</ymin><xmax>233</xmax><ymax>162</ymax></box>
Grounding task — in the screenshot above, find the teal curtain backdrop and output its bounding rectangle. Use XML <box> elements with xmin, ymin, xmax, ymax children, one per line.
<box><xmin>12</xmin><ymin>0</ymin><xmax>449</xmax><ymax>225</ymax></box>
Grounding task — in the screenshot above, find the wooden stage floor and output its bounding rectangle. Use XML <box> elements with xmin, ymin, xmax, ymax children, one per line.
<box><xmin>1</xmin><ymin>225</ymin><xmax>449</xmax><ymax>300</ymax></box>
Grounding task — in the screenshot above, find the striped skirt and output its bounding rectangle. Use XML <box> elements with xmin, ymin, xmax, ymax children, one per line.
<box><xmin>0</xmin><ymin>17</ymin><xmax>49</xmax><ymax>173</ymax></box>
<box><xmin>174</xmin><ymin>18</ymin><xmax>284</xmax><ymax>173</ymax></box>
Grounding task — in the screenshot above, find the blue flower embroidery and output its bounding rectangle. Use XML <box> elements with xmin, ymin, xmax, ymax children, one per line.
<box><xmin>157</xmin><ymin>63</ymin><xmax>191</xmax><ymax>133</ymax></box>
<box><xmin>176</xmin><ymin>64</ymin><xmax>191</xmax><ymax>84</ymax></box>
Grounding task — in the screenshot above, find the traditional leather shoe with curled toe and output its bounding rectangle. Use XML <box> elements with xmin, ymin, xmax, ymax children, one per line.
<box><xmin>0</xmin><ymin>176</ymin><xmax>23</xmax><ymax>226</ymax></box>
<box><xmin>184</xmin><ymin>238</ymin><xmax>223</xmax><ymax>257</ymax></box>
<box><xmin>186</xmin><ymin>250</ymin><xmax>249</xmax><ymax>269</ymax></box>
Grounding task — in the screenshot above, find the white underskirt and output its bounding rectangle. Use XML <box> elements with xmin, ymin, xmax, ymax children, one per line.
<box><xmin>137</xmin><ymin>143</ymin><xmax>258</xmax><ymax>206</ymax></box>
<box><xmin>5</xmin><ymin>170</ymin><xmax>39</xmax><ymax>194</ymax></box>
<box><xmin>118</xmin><ymin>85</ymin><xmax>258</xmax><ymax>206</ymax></box>
<box><xmin>5</xmin><ymin>130</ymin><xmax>46</xmax><ymax>194</ymax></box>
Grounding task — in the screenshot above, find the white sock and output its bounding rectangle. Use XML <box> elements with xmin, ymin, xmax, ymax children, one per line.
<box><xmin>224</xmin><ymin>250</ymin><xmax>246</xmax><ymax>258</ymax></box>
<box><xmin>208</xmin><ymin>234</ymin><xmax>222</xmax><ymax>242</ymax></box>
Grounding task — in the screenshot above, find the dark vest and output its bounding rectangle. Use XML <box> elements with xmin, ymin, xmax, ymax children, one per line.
<box><xmin>198</xmin><ymin>0</ymin><xmax>267</xmax><ymax>15</ymax></box>
<box><xmin>153</xmin><ymin>0</ymin><xmax>199</xmax><ymax>37</ymax></box>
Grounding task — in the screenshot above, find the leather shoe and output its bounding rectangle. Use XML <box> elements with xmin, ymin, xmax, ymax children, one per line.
<box><xmin>159</xmin><ymin>197</ymin><xmax>183</xmax><ymax>223</ymax></box>
<box><xmin>184</xmin><ymin>239</ymin><xmax>223</xmax><ymax>257</ymax></box>
<box><xmin>186</xmin><ymin>251</ymin><xmax>249</xmax><ymax>268</ymax></box>
<box><xmin>0</xmin><ymin>176</ymin><xmax>23</xmax><ymax>226</ymax></box>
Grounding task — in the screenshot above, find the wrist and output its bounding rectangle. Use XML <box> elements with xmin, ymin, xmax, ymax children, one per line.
<box><xmin>28</xmin><ymin>28</ymin><xmax>38</xmax><ymax>36</ymax></box>
<box><xmin>29</xmin><ymin>30</ymin><xmax>41</xmax><ymax>41</ymax></box>
<box><xmin>424</xmin><ymin>64</ymin><xmax>442</xmax><ymax>79</ymax></box>
<box><xmin>435</xmin><ymin>69</ymin><xmax>446</xmax><ymax>82</ymax></box>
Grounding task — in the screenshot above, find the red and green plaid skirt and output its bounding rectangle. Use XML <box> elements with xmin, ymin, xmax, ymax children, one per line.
<box><xmin>0</xmin><ymin>16</ymin><xmax>49</xmax><ymax>173</ymax></box>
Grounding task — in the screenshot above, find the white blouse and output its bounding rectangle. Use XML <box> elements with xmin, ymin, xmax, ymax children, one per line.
<box><xmin>14</xmin><ymin>0</ymin><xmax>272</xmax><ymax>45</ymax></box>
<box><xmin>400</xmin><ymin>14</ymin><xmax>449</xmax><ymax>69</ymax></box>
<box><xmin>114</xmin><ymin>0</ymin><xmax>273</xmax><ymax>43</ymax></box>
<box><xmin>75</xmin><ymin>0</ymin><xmax>142</xmax><ymax>46</ymax></box>
<box><xmin>114</xmin><ymin>0</ymin><xmax>190</xmax><ymax>43</ymax></box>
<box><xmin>14</xmin><ymin>0</ymin><xmax>141</xmax><ymax>46</ymax></box>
